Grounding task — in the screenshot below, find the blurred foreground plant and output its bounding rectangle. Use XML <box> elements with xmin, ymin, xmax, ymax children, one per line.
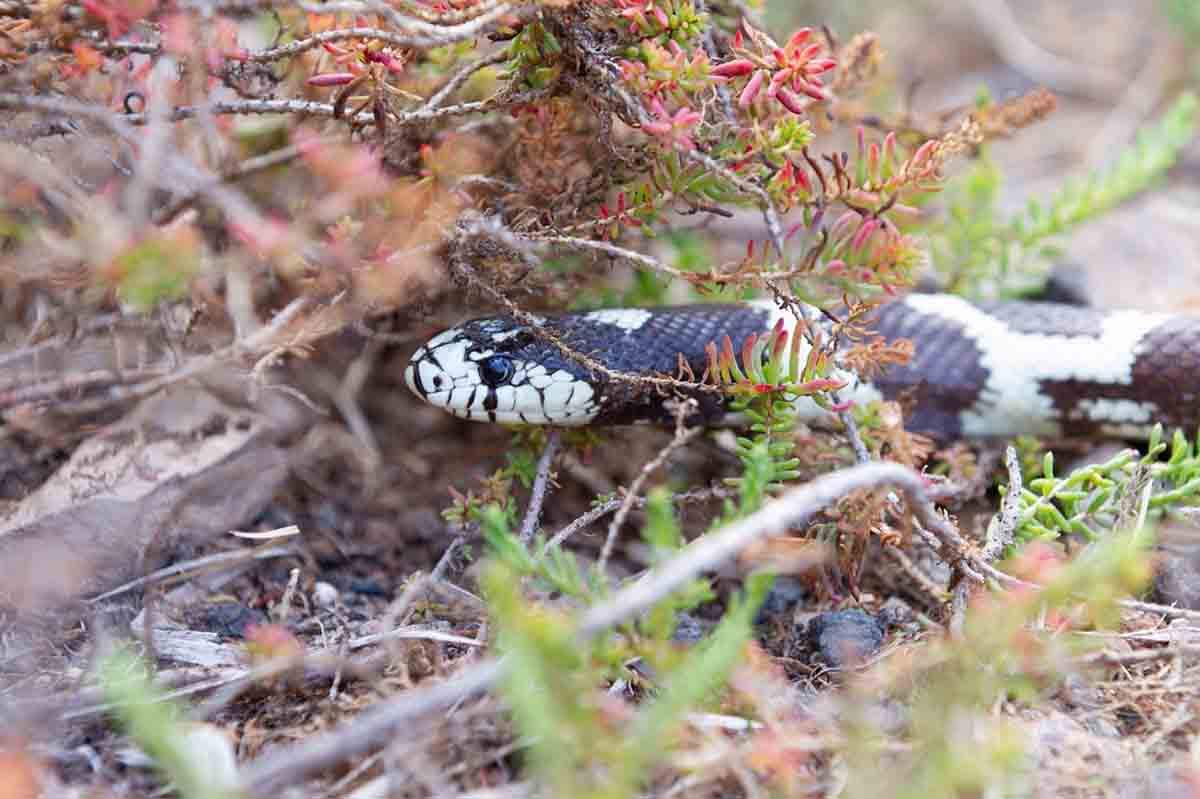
<box><xmin>480</xmin><ymin>490</ymin><xmax>770</xmax><ymax>799</ymax></box>
<box><xmin>843</xmin><ymin>526</ymin><xmax>1152</xmax><ymax>799</ymax></box>
<box><xmin>99</xmin><ymin>649</ymin><xmax>242</xmax><ymax>799</ymax></box>
<box><xmin>1007</xmin><ymin>424</ymin><xmax>1200</xmax><ymax>544</ymax></box>
<box><xmin>930</xmin><ymin>92</ymin><xmax>1198</xmax><ymax>297</ymax></box>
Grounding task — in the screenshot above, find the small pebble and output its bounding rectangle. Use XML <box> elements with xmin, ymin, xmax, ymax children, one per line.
<box><xmin>1152</xmin><ymin>546</ymin><xmax>1200</xmax><ymax>610</ymax></box>
<box><xmin>755</xmin><ymin>576</ymin><xmax>807</xmax><ymax>624</ymax></box>
<box><xmin>804</xmin><ymin>609</ymin><xmax>886</xmax><ymax>669</ymax></box>
<box><xmin>672</xmin><ymin>613</ymin><xmax>706</xmax><ymax>645</ymax></box>
<box><xmin>312</xmin><ymin>581</ymin><xmax>339</xmax><ymax>608</ymax></box>
<box><xmin>196</xmin><ymin>602</ymin><xmax>266</xmax><ymax>638</ymax></box>
<box><xmin>877</xmin><ymin>597</ymin><xmax>919</xmax><ymax>632</ymax></box>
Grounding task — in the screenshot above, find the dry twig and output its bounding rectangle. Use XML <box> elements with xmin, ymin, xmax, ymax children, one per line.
<box><xmin>599</xmin><ymin>403</ymin><xmax>702</xmax><ymax>571</ymax></box>
<box><xmin>518</xmin><ymin>431</ymin><xmax>562</xmax><ymax>544</ymax></box>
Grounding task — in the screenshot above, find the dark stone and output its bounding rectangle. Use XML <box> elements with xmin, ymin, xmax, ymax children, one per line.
<box><xmin>877</xmin><ymin>597</ymin><xmax>918</xmax><ymax>632</ymax></box>
<box><xmin>348</xmin><ymin>578</ymin><xmax>388</xmax><ymax>596</ymax></box>
<box><xmin>194</xmin><ymin>602</ymin><xmax>268</xmax><ymax>638</ymax></box>
<box><xmin>1152</xmin><ymin>546</ymin><xmax>1200</xmax><ymax>610</ymax></box>
<box><xmin>672</xmin><ymin>613</ymin><xmax>706</xmax><ymax>645</ymax></box>
<box><xmin>804</xmin><ymin>609</ymin><xmax>886</xmax><ymax>669</ymax></box>
<box><xmin>755</xmin><ymin>576</ymin><xmax>807</xmax><ymax>624</ymax></box>
<box><xmin>1037</xmin><ymin>262</ymin><xmax>1093</xmax><ymax>307</ymax></box>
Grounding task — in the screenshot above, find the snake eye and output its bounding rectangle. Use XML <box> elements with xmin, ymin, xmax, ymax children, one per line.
<box><xmin>478</xmin><ymin>355</ymin><xmax>515</xmax><ymax>387</ymax></box>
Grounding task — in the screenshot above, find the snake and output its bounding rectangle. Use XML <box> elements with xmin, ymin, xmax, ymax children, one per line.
<box><xmin>404</xmin><ymin>295</ymin><xmax>1200</xmax><ymax>440</ymax></box>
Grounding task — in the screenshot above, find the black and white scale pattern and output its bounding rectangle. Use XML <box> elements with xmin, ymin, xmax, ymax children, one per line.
<box><xmin>405</xmin><ymin>296</ymin><xmax>1200</xmax><ymax>439</ymax></box>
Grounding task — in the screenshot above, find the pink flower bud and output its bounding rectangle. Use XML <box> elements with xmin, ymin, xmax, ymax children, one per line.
<box><xmin>738</xmin><ymin>69</ymin><xmax>765</xmax><ymax>107</ymax></box>
<box><xmin>786</xmin><ymin>28</ymin><xmax>813</xmax><ymax>51</ymax></box>
<box><xmin>774</xmin><ymin>86</ymin><xmax>808</xmax><ymax>115</ymax></box>
<box><xmin>911</xmin><ymin>139</ymin><xmax>938</xmax><ymax>166</ymax></box>
<box><xmin>797</xmin><ymin>42</ymin><xmax>822</xmax><ymax>62</ymax></box>
<box><xmin>805</xmin><ymin>378</ymin><xmax>848</xmax><ymax>393</ymax></box>
<box><xmin>768</xmin><ymin>69</ymin><xmax>789</xmax><ymax>95</ymax></box>
<box><xmin>792</xmin><ymin>163</ymin><xmax>810</xmax><ymax>191</ymax></box>
<box><xmin>711</xmin><ymin>58</ymin><xmax>756</xmax><ymax>78</ymax></box>
<box><xmin>798</xmin><ymin>80</ymin><xmax>827</xmax><ymax>101</ymax></box>
<box><xmin>829</xmin><ymin>212</ymin><xmax>858</xmax><ymax>240</ymax></box>
<box><xmin>307</xmin><ymin>72</ymin><xmax>358</xmax><ymax>86</ymax></box>
<box><xmin>852</xmin><ymin>219</ymin><xmax>879</xmax><ymax>252</ymax></box>
<box><xmin>772</xmin><ymin>320</ymin><xmax>788</xmax><ymax>359</ymax></box>
<box><xmin>741</xmin><ymin>334</ymin><xmax>757</xmax><ymax>373</ymax></box>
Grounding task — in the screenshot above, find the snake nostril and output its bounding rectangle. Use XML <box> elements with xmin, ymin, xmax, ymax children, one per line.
<box><xmin>433</xmin><ymin>375</ymin><xmax>444</xmax><ymax>389</ymax></box>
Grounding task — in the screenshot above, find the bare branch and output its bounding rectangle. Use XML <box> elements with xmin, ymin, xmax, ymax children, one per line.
<box><xmin>526</xmin><ymin>234</ymin><xmax>693</xmax><ymax>280</ymax></box>
<box><xmin>424</xmin><ymin>50</ymin><xmax>509</xmax><ymax>111</ymax></box>
<box><xmin>599</xmin><ymin>405</ymin><xmax>702</xmax><ymax>571</ymax></box>
<box><xmin>519</xmin><ymin>432</ymin><xmax>562</xmax><ymax>544</ymax></box>
<box><xmin>983</xmin><ymin>445</ymin><xmax>1023</xmax><ymax>563</ymax></box>
<box><xmin>242</xmin><ymin>660</ymin><xmax>501</xmax><ymax>793</ymax></box>
<box><xmin>243</xmin><ymin>11</ymin><xmax>516</xmax><ymax>61</ymax></box>
<box><xmin>543</xmin><ymin>496</ymin><xmax>623</xmax><ymax>553</ymax></box>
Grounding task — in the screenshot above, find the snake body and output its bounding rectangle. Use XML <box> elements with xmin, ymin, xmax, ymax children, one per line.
<box><xmin>405</xmin><ymin>295</ymin><xmax>1200</xmax><ymax>439</ymax></box>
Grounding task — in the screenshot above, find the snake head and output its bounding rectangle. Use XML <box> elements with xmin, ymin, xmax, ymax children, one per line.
<box><xmin>406</xmin><ymin>315</ymin><xmax>599</xmax><ymax>425</ymax></box>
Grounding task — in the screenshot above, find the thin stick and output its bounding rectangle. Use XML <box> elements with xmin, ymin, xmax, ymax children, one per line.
<box><xmin>1119</xmin><ymin>598</ymin><xmax>1200</xmax><ymax>623</ymax></box>
<box><xmin>1079</xmin><ymin>644</ymin><xmax>1200</xmax><ymax>667</ymax></box>
<box><xmin>384</xmin><ymin>534</ymin><xmax>466</xmax><ymax>635</ymax></box>
<box><xmin>579</xmin><ymin>461</ymin><xmax>974</xmax><ymax>635</ymax></box>
<box><xmin>543</xmin><ymin>497</ymin><xmax>622</xmax><ymax>553</ymax></box>
<box><xmin>542</xmin><ymin>486</ymin><xmax>728</xmax><ymax>553</ymax></box>
<box><xmin>527</xmin><ymin>234</ymin><xmax>693</xmax><ymax>280</ymax></box>
<box><xmin>154</xmin><ymin>137</ymin><xmax>339</xmax><ymax>224</ymax></box>
<box><xmin>86</xmin><ymin>545</ymin><xmax>296</xmax><ymax>603</ymax></box>
<box><xmin>982</xmin><ymin>445</ymin><xmax>1022</xmax><ymax>563</ymax></box>
<box><xmin>883</xmin><ymin>546</ymin><xmax>949</xmax><ymax>605</ymax></box>
<box><xmin>243</xmin><ymin>660</ymin><xmax>503</xmax><ymax>793</ymax></box>
<box><xmin>599</xmin><ymin>413</ymin><xmax>702</xmax><ymax>571</ymax></box>
<box><xmin>837</xmin><ymin>408</ymin><xmax>871</xmax><ymax>464</ymax></box>
<box><xmin>243</xmin><ymin>9</ymin><xmax>516</xmax><ymax>60</ymax></box>
<box><xmin>424</xmin><ymin>50</ymin><xmax>509</xmax><ymax>111</ymax></box>
<box><xmin>518</xmin><ymin>432</ymin><xmax>561</xmax><ymax>544</ymax></box>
